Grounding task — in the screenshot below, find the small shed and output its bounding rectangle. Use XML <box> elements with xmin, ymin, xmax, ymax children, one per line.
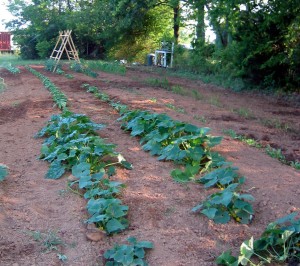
<box><xmin>0</xmin><ymin>32</ymin><xmax>11</xmax><ymax>51</ymax></box>
<box><xmin>154</xmin><ymin>42</ymin><xmax>174</xmax><ymax>68</ymax></box>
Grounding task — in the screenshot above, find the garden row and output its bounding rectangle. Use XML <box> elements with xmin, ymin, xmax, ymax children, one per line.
<box><xmin>79</xmin><ymin>81</ymin><xmax>300</xmax><ymax>265</ymax></box>
<box><xmin>26</xmin><ymin>66</ymin><xmax>153</xmax><ymax>265</ymax></box>
<box><xmin>81</xmin><ymin>83</ymin><xmax>254</xmax><ymax>224</ymax></box>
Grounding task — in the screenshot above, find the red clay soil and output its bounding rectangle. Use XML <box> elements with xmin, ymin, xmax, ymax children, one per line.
<box><xmin>0</xmin><ymin>65</ymin><xmax>299</xmax><ymax>266</ymax></box>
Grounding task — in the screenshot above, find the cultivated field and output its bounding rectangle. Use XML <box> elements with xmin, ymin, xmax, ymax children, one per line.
<box><xmin>0</xmin><ymin>63</ymin><xmax>299</xmax><ymax>265</ymax></box>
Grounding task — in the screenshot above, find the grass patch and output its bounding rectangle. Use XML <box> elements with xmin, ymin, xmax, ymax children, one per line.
<box><xmin>0</xmin><ymin>54</ymin><xmax>45</xmax><ymax>66</ymax></box>
<box><xmin>259</xmin><ymin>118</ymin><xmax>290</xmax><ymax>132</ymax></box>
<box><xmin>165</xmin><ymin>103</ymin><xmax>186</xmax><ymax>113</ymax></box>
<box><xmin>191</xmin><ymin>90</ymin><xmax>204</xmax><ymax>101</ymax></box>
<box><xmin>222</xmin><ymin>129</ymin><xmax>262</xmax><ymax>148</ymax></box>
<box><xmin>193</xmin><ymin>115</ymin><xmax>207</xmax><ymax>123</ymax></box>
<box><xmin>223</xmin><ymin>128</ymin><xmax>300</xmax><ymax>170</ymax></box>
<box><xmin>208</xmin><ymin>95</ymin><xmax>222</xmax><ymax>107</ymax></box>
<box><xmin>85</xmin><ymin>60</ymin><xmax>126</xmax><ymax>75</ymax></box>
<box><xmin>144</xmin><ymin>77</ymin><xmax>170</xmax><ymax>90</ymax></box>
<box><xmin>171</xmin><ymin>85</ymin><xmax>187</xmax><ymax>96</ymax></box>
<box><xmin>0</xmin><ymin>77</ymin><xmax>6</xmax><ymax>93</ymax></box>
<box><xmin>149</xmin><ymin>97</ymin><xmax>157</xmax><ymax>103</ymax></box>
<box><xmin>233</xmin><ymin>107</ymin><xmax>255</xmax><ymax>119</ymax></box>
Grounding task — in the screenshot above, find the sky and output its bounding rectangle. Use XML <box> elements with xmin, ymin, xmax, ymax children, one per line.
<box><xmin>0</xmin><ymin>0</ymin><xmax>15</xmax><ymax>31</ymax></box>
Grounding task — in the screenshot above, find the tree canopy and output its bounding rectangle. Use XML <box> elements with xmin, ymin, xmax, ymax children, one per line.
<box><xmin>6</xmin><ymin>0</ymin><xmax>300</xmax><ymax>92</ymax></box>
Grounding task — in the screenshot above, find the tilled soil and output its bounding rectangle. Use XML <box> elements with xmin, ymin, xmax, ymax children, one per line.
<box><xmin>0</xmin><ymin>65</ymin><xmax>299</xmax><ymax>266</ymax></box>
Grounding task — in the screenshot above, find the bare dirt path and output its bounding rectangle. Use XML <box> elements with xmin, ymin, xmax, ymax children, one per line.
<box><xmin>0</xmin><ymin>65</ymin><xmax>299</xmax><ymax>266</ymax></box>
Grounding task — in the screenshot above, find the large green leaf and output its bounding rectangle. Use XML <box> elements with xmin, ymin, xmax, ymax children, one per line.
<box><xmin>0</xmin><ymin>165</ymin><xmax>8</xmax><ymax>181</ymax></box>
<box><xmin>216</xmin><ymin>250</ymin><xmax>238</xmax><ymax>265</ymax></box>
<box><xmin>238</xmin><ymin>237</ymin><xmax>254</xmax><ymax>265</ymax></box>
<box><xmin>45</xmin><ymin>160</ymin><xmax>65</xmax><ymax>179</ymax></box>
<box><xmin>201</xmin><ymin>208</ymin><xmax>218</xmax><ymax>219</ymax></box>
<box><xmin>213</xmin><ymin>210</ymin><xmax>231</xmax><ymax>224</ymax></box>
<box><xmin>106</xmin><ymin>218</ymin><xmax>126</xmax><ymax>234</ymax></box>
<box><xmin>72</xmin><ymin>162</ymin><xmax>91</xmax><ymax>178</ymax></box>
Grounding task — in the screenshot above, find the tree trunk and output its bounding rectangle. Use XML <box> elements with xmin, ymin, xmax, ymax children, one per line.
<box><xmin>173</xmin><ymin>1</ymin><xmax>180</xmax><ymax>44</ymax></box>
<box><xmin>194</xmin><ymin>0</ymin><xmax>205</xmax><ymax>47</ymax></box>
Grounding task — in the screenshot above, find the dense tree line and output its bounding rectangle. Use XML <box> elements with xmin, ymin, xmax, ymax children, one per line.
<box><xmin>6</xmin><ymin>0</ymin><xmax>300</xmax><ymax>92</ymax></box>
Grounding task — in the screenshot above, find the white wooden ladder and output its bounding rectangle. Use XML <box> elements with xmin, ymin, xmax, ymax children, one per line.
<box><xmin>50</xmin><ymin>30</ymin><xmax>80</xmax><ymax>72</ymax></box>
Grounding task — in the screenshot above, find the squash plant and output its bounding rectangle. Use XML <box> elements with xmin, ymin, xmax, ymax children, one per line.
<box><xmin>104</xmin><ymin>237</ymin><xmax>153</xmax><ymax>266</ymax></box>
<box><xmin>217</xmin><ymin>213</ymin><xmax>300</xmax><ymax>265</ymax></box>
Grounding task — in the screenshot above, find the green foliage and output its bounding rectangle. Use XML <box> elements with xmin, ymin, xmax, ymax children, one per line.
<box><xmin>198</xmin><ymin>166</ymin><xmax>244</xmax><ymax>189</ymax></box>
<box><xmin>26</xmin><ymin>66</ymin><xmax>68</xmax><ymax>109</ymax></box>
<box><xmin>69</xmin><ymin>62</ymin><xmax>84</xmax><ymax>73</ymax></box>
<box><xmin>36</xmin><ymin>111</ymin><xmax>132</xmax><ymax>179</ymax></box>
<box><xmin>77</xmin><ymin>84</ymin><xmax>254</xmax><ymax>225</ymax></box>
<box><xmin>233</xmin><ymin>108</ymin><xmax>255</xmax><ymax>120</ymax></box>
<box><xmin>223</xmin><ymin>129</ymin><xmax>299</xmax><ymax>169</ymax></box>
<box><xmin>86</xmin><ymin>197</ymin><xmax>128</xmax><ymax>234</ymax></box>
<box><xmin>171</xmin><ymin>85</ymin><xmax>187</xmax><ymax>96</ymax></box>
<box><xmin>26</xmin><ymin>229</ymin><xmax>67</xmax><ymax>256</ymax></box>
<box><xmin>56</xmin><ymin>68</ymin><xmax>65</xmax><ymax>75</ymax></box>
<box><xmin>144</xmin><ymin>77</ymin><xmax>170</xmax><ymax>90</ymax></box>
<box><xmin>104</xmin><ymin>237</ymin><xmax>153</xmax><ymax>266</ymax></box>
<box><xmin>86</xmin><ymin>60</ymin><xmax>126</xmax><ymax>75</ymax></box>
<box><xmin>119</xmin><ymin>109</ymin><xmax>223</xmax><ymax>177</ymax></box>
<box><xmin>36</xmin><ymin>40</ymin><xmax>52</xmax><ymax>58</ymax></box>
<box><xmin>217</xmin><ymin>212</ymin><xmax>300</xmax><ymax>265</ymax></box>
<box><xmin>81</xmin><ymin>83</ymin><xmax>111</xmax><ymax>102</ymax></box>
<box><xmin>69</xmin><ymin>62</ymin><xmax>98</xmax><ymax>78</ymax></box>
<box><xmin>192</xmin><ymin>183</ymin><xmax>254</xmax><ymax>224</ymax></box>
<box><xmin>65</xmin><ymin>74</ymin><xmax>74</xmax><ymax>79</ymax></box>
<box><xmin>265</xmin><ymin>145</ymin><xmax>286</xmax><ymax>162</ymax></box>
<box><xmin>259</xmin><ymin>118</ymin><xmax>290</xmax><ymax>132</ymax></box>
<box><xmin>222</xmin><ymin>129</ymin><xmax>262</xmax><ymax>149</ymax></box>
<box><xmin>3</xmin><ymin>63</ymin><xmax>21</xmax><ymax>74</ymax></box>
<box><xmin>0</xmin><ymin>164</ymin><xmax>9</xmax><ymax>181</ymax></box>
<box><xmin>165</xmin><ymin>103</ymin><xmax>186</xmax><ymax>113</ymax></box>
<box><xmin>37</xmin><ymin>111</ymin><xmax>132</xmax><ymax>234</ymax></box>
<box><xmin>291</xmin><ymin>161</ymin><xmax>300</xmax><ymax>170</ymax></box>
<box><xmin>0</xmin><ymin>77</ymin><xmax>6</xmax><ymax>92</ymax></box>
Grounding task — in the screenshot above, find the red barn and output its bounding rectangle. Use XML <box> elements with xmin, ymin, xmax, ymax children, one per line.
<box><xmin>0</xmin><ymin>32</ymin><xmax>11</xmax><ymax>51</ymax></box>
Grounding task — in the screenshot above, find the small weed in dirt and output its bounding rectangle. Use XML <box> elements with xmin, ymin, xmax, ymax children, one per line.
<box><xmin>12</xmin><ymin>101</ymin><xmax>20</xmax><ymax>107</ymax></box>
<box><xmin>193</xmin><ymin>115</ymin><xmax>207</xmax><ymax>123</ymax></box>
<box><xmin>56</xmin><ymin>68</ymin><xmax>65</xmax><ymax>75</ymax></box>
<box><xmin>223</xmin><ymin>129</ymin><xmax>262</xmax><ymax>148</ymax></box>
<box><xmin>165</xmin><ymin>103</ymin><xmax>186</xmax><ymax>113</ymax></box>
<box><xmin>260</xmin><ymin>117</ymin><xmax>290</xmax><ymax>132</ymax></box>
<box><xmin>149</xmin><ymin>97</ymin><xmax>157</xmax><ymax>103</ymax></box>
<box><xmin>65</xmin><ymin>74</ymin><xmax>74</xmax><ymax>79</ymax></box>
<box><xmin>0</xmin><ymin>77</ymin><xmax>6</xmax><ymax>92</ymax></box>
<box><xmin>171</xmin><ymin>85</ymin><xmax>187</xmax><ymax>96</ymax></box>
<box><xmin>58</xmin><ymin>189</ymin><xmax>69</xmax><ymax>197</ymax></box>
<box><xmin>208</xmin><ymin>95</ymin><xmax>222</xmax><ymax>107</ymax></box>
<box><xmin>57</xmin><ymin>253</ymin><xmax>68</xmax><ymax>262</ymax></box>
<box><xmin>164</xmin><ymin>207</ymin><xmax>176</xmax><ymax>216</ymax></box>
<box><xmin>233</xmin><ymin>107</ymin><xmax>255</xmax><ymax>119</ymax></box>
<box><xmin>191</xmin><ymin>89</ymin><xmax>203</xmax><ymax>101</ymax></box>
<box><xmin>25</xmin><ymin>229</ymin><xmax>66</xmax><ymax>253</ymax></box>
<box><xmin>145</xmin><ymin>77</ymin><xmax>170</xmax><ymax>90</ymax></box>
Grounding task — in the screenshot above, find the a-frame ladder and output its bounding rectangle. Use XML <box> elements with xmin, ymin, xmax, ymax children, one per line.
<box><xmin>50</xmin><ymin>30</ymin><xmax>80</xmax><ymax>72</ymax></box>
